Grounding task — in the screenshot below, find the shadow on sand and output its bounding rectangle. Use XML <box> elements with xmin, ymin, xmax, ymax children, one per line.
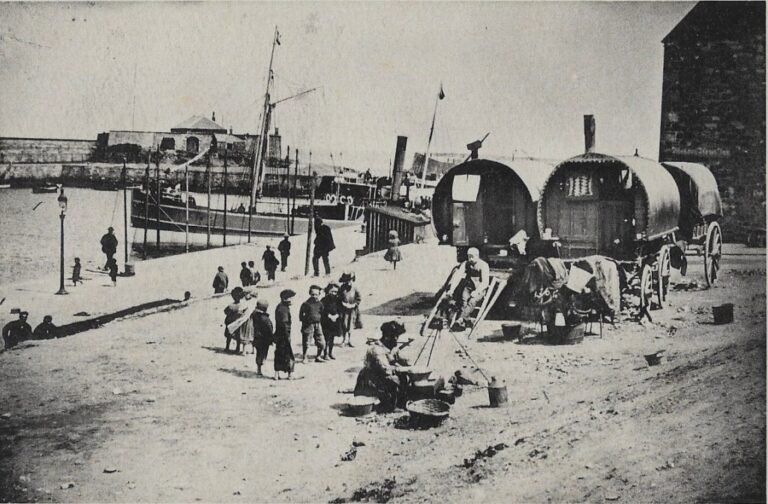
<box><xmin>363</xmin><ymin>292</ymin><xmax>436</xmax><ymax>317</ymax></box>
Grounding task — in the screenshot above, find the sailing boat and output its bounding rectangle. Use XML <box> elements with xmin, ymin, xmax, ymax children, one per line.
<box><xmin>129</xmin><ymin>28</ymin><xmax>356</xmax><ymax>243</ymax></box>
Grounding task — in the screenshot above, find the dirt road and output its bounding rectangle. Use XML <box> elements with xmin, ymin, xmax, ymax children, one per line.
<box><xmin>0</xmin><ymin>244</ymin><xmax>764</xmax><ymax>503</ymax></box>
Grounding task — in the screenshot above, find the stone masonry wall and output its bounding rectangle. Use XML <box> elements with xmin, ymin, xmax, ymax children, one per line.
<box><xmin>0</xmin><ymin>138</ymin><xmax>97</xmax><ymax>164</ymax></box>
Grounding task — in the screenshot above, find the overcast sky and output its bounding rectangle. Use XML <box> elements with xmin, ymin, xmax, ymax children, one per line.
<box><xmin>0</xmin><ymin>2</ymin><xmax>694</xmax><ymax>174</ymax></box>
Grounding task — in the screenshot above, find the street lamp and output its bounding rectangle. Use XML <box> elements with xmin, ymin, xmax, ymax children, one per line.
<box><xmin>55</xmin><ymin>188</ymin><xmax>68</xmax><ymax>295</ymax></box>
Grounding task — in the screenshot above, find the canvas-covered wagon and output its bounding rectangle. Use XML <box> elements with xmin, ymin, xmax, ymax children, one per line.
<box><xmin>537</xmin><ymin>151</ymin><xmax>682</xmax><ymax>313</ymax></box>
<box><xmin>661</xmin><ymin>161</ymin><xmax>723</xmax><ymax>287</ymax></box>
<box><xmin>432</xmin><ymin>157</ymin><xmax>555</xmax><ymax>266</ymax></box>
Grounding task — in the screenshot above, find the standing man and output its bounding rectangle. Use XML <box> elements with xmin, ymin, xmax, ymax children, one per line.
<box><xmin>262</xmin><ymin>245</ymin><xmax>279</xmax><ymax>282</ymax></box>
<box><xmin>312</xmin><ymin>218</ymin><xmax>335</xmax><ymax>277</ymax></box>
<box><xmin>212</xmin><ymin>266</ymin><xmax>229</xmax><ymax>294</ymax></box>
<box><xmin>278</xmin><ymin>233</ymin><xmax>291</xmax><ymax>272</ymax></box>
<box><xmin>2</xmin><ymin>311</ymin><xmax>33</xmax><ymax>350</ymax></box>
<box><xmin>100</xmin><ymin>227</ymin><xmax>118</xmax><ymax>270</ymax></box>
<box><xmin>448</xmin><ymin>247</ymin><xmax>490</xmax><ymax>331</ymax></box>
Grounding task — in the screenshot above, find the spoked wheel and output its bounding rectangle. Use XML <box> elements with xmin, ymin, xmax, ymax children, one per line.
<box><xmin>704</xmin><ymin>221</ymin><xmax>722</xmax><ymax>287</ymax></box>
<box><xmin>655</xmin><ymin>246</ymin><xmax>671</xmax><ymax>308</ymax></box>
<box><xmin>639</xmin><ymin>263</ymin><xmax>654</xmax><ymax>315</ymax></box>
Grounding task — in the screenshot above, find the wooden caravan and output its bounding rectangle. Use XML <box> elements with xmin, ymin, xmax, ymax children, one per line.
<box><xmin>661</xmin><ymin>161</ymin><xmax>724</xmax><ymax>286</ymax></box>
<box><xmin>432</xmin><ymin>158</ymin><xmax>554</xmax><ymax>263</ymax></box>
<box><xmin>538</xmin><ymin>153</ymin><xmax>681</xmax><ymax>261</ymax></box>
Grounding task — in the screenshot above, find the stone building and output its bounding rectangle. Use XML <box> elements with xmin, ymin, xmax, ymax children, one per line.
<box><xmin>658</xmin><ymin>1</ymin><xmax>766</xmax><ymax>235</ymax></box>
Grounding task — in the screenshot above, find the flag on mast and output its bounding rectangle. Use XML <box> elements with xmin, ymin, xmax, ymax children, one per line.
<box><xmin>438</xmin><ymin>83</ymin><xmax>445</xmax><ymax>100</ymax></box>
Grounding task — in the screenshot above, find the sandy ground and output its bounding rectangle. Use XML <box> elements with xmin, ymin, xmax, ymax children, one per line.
<box><xmin>0</xmin><ymin>242</ymin><xmax>764</xmax><ymax>503</ymax></box>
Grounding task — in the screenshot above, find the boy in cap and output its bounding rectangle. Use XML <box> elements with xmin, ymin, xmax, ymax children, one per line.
<box><xmin>273</xmin><ymin>289</ymin><xmax>296</xmax><ymax>379</ymax></box>
<box><xmin>321</xmin><ymin>282</ymin><xmax>342</xmax><ymax>360</ymax></box>
<box><xmin>223</xmin><ymin>287</ymin><xmax>246</xmax><ymax>353</ymax></box>
<box><xmin>299</xmin><ymin>285</ymin><xmax>326</xmax><ymax>363</ymax></box>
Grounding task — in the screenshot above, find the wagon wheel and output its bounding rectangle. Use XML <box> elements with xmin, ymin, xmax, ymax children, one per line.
<box><xmin>638</xmin><ymin>263</ymin><xmax>654</xmax><ymax>315</ymax></box>
<box><xmin>655</xmin><ymin>246</ymin><xmax>671</xmax><ymax>307</ymax></box>
<box><xmin>704</xmin><ymin>222</ymin><xmax>722</xmax><ymax>287</ymax></box>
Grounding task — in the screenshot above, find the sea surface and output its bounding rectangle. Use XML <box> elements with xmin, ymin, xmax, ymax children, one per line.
<box><xmin>0</xmin><ymin>188</ymin><xmax>324</xmax><ymax>286</ymax></box>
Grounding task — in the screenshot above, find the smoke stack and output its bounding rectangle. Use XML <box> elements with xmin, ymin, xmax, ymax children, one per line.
<box><xmin>212</xmin><ymin>111</ymin><xmax>216</xmax><ymax>122</ymax></box>
<box><xmin>583</xmin><ymin>114</ymin><xmax>596</xmax><ymax>153</ymax></box>
<box><xmin>391</xmin><ymin>136</ymin><xmax>408</xmax><ymax>203</ymax></box>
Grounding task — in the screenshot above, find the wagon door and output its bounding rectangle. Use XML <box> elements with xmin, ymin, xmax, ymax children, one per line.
<box><xmin>561</xmin><ymin>200</ymin><xmax>599</xmax><ymax>257</ymax></box>
<box><xmin>452</xmin><ymin>203</ymin><xmax>469</xmax><ymax>245</ymax></box>
<box><xmin>599</xmin><ymin>201</ymin><xmax>633</xmax><ymax>253</ymax></box>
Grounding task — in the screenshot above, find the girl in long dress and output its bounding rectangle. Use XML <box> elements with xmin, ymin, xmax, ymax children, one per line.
<box><xmin>272</xmin><ymin>289</ymin><xmax>296</xmax><ymax>379</ymax></box>
<box><xmin>384</xmin><ymin>229</ymin><xmax>403</xmax><ymax>270</ymax></box>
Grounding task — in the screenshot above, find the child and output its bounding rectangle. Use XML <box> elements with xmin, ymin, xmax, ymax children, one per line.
<box><xmin>262</xmin><ymin>246</ymin><xmax>279</xmax><ymax>282</ymax></box>
<box><xmin>339</xmin><ymin>271</ymin><xmax>362</xmax><ymax>347</ymax></box>
<box><xmin>299</xmin><ymin>285</ymin><xmax>326</xmax><ymax>363</ymax></box>
<box><xmin>384</xmin><ymin>229</ymin><xmax>403</xmax><ymax>270</ymax></box>
<box><xmin>251</xmin><ymin>299</ymin><xmax>273</xmax><ymax>376</ymax></box>
<box><xmin>248</xmin><ymin>261</ymin><xmax>261</xmax><ymax>286</ymax></box>
<box><xmin>320</xmin><ymin>282</ymin><xmax>342</xmax><ymax>360</ymax></box>
<box><xmin>107</xmin><ymin>257</ymin><xmax>118</xmax><ymax>286</ymax></box>
<box><xmin>223</xmin><ymin>287</ymin><xmax>247</xmax><ymax>353</ymax></box>
<box><xmin>273</xmin><ymin>289</ymin><xmax>296</xmax><ymax>379</ymax></box>
<box><xmin>72</xmin><ymin>257</ymin><xmax>83</xmax><ymax>286</ymax></box>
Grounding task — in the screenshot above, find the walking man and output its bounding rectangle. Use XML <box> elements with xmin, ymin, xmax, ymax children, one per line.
<box><xmin>100</xmin><ymin>226</ymin><xmax>118</xmax><ymax>270</ymax></box>
<box><xmin>278</xmin><ymin>233</ymin><xmax>291</xmax><ymax>272</ymax></box>
<box><xmin>313</xmin><ymin>218</ymin><xmax>335</xmax><ymax>277</ymax></box>
<box><xmin>213</xmin><ymin>266</ymin><xmax>229</xmax><ymax>294</ymax></box>
<box><xmin>262</xmin><ymin>246</ymin><xmax>279</xmax><ymax>282</ymax></box>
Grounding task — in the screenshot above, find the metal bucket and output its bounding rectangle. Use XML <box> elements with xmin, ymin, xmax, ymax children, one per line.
<box><xmin>487</xmin><ymin>379</ymin><xmax>508</xmax><ymax>408</ymax></box>
<box><xmin>123</xmin><ymin>263</ymin><xmax>136</xmax><ymax>276</ymax></box>
<box><xmin>712</xmin><ymin>303</ymin><xmax>733</xmax><ymax>325</ymax></box>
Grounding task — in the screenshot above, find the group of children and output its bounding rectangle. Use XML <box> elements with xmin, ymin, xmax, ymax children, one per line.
<box><xmin>223</xmin><ymin>271</ymin><xmax>362</xmax><ymax>379</ymax></box>
<box><xmin>238</xmin><ymin>235</ymin><xmax>292</xmax><ymax>287</ymax></box>
<box><xmin>70</xmin><ymin>256</ymin><xmax>118</xmax><ymax>287</ymax></box>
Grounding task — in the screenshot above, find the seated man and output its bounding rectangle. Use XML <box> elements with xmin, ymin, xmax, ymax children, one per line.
<box><xmin>354</xmin><ymin>321</ymin><xmax>410</xmax><ymax>412</ymax></box>
<box><xmin>448</xmin><ymin>247</ymin><xmax>490</xmax><ymax>331</ymax></box>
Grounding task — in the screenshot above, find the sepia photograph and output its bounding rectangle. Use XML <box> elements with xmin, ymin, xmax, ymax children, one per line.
<box><xmin>0</xmin><ymin>1</ymin><xmax>765</xmax><ymax>502</ymax></box>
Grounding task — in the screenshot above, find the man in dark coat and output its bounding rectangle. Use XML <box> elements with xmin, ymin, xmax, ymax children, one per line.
<box><xmin>2</xmin><ymin>311</ymin><xmax>33</xmax><ymax>350</ymax></box>
<box><xmin>100</xmin><ymin>227</ymin><xmax>118</xmax><ymax>270</ymax></box>
<box><xmin>262</xmin><ymin>246</ymin><xmax>279</xmax><ymax>282</ymax></box>
<box><xmin>33</xmin><ymin>315</ymin><xmax>58</xmax><ymax>340</ymax></box>
<box><xmin>312</xmin><ymin>218</ymin><xmax>335</xmax><ymax>277</ymax></box>
<box><xmin>213</xmin><ymin>266</ymin><xmax>229</xmax><ymax>294</ymax></box>
<box><xmin>278</xmin><ymin>234</ymin><xmax>291</xmax><ymax>272</ymax></box>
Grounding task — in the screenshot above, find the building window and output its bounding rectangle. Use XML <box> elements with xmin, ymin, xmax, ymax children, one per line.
<box><xmin>160</xmin><ymin>137</ymin><xmax>175</xmax><ymax>151</ymax></box>
<box><xmin>186</xmin><ymin>136</ymin><xmax>199</xmax><ymax>153</ymax></box>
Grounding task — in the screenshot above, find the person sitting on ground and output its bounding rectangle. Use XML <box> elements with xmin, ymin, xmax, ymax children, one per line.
<box><xmin>2</xmin><ymin>311</ymin><xmax>33</xmax><ymax>350</ymax></box>
<box><xmin>447</xmin><ymin>247</ymin><xmax>490</xmax><ymax>331</ymax></box>
<box><xmin>273</xmin><ymin>289</ymin><xmax>296</xmax><ymax>380</ymax></box>
<box><xmin>33</xmin><ymin>315</ymin><xmax>58</xmax><ymax>340</ymax></box>
<box><xmin>262</xmin><ymin>245</ymin><xmax>279</xmax><ymax>282</ymax></box>
<box><xmin>223</xmin><ymin>287</ymin><xmax>247</xmax><ymax>353</ymax></box>
<box><xmin>339</xmin><ymin>271</ymin><xmax>362</xmax><ymax>347</ymax></box>
<box><xmin>353</xmin><ymin>321</ymin><xmax>411</xmax><ymax>412</ymax></box>
<box><xmin>213</xmin><ymin>266</ymin><xmax>228</xmax><ymax>294</ymax></box>
<box><xmin>240</xmin><ymin>261</ymin><xmax>252</xmax><ymax>287</ymax></box>
<box><xmin>248</xmin><ymin>261</ymin><xmax>261</xmax><ymax>286</ymax></box>
<box><xmin>72</xmin><ymin>257</ymin><xmax>83</xmax><ymax>286</ymax></box>
<box><xmin>299</xmin><ymin>285</ymin><xmax>326</xmax><ymax>363</ymax></box>
<box><xmin>320</xmin><ymin>282</ymin><xmax>342</xmax><ymax>360</ymax></box>
<box><xmin>251</xmin><ymin>299</ymin><xmax>273</xmax><ymax>376</ymax></box>
<box><xmin>183</xmin><ymin>291</ymin><xmax>192</xmax><ymax>302</ymax></box>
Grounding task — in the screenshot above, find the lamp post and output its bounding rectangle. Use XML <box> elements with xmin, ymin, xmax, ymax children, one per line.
<box><xmin>56</xmin><ymin>189</ymin><xmax>68</xmax><ymax>295</ymax></box>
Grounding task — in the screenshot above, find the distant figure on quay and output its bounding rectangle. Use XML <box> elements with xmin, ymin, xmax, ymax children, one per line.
<box><xmin>278</xmin><ymin>234</ymin><xmax>291</xmax><ymax>272</ymax></box>
<box><xmin>313</xmin><ymin>217</ymin><xmax>335</xmax><ymax>277</ymax></box>
<box><xmin>100</xmin><ymin>227</ymin><xmax>118</xmax><ymax>270</ymax></box>
<box><xmin>213</xmin><ymin>266</ymin><xmax>229</xmax><ymax>294</ymax></box>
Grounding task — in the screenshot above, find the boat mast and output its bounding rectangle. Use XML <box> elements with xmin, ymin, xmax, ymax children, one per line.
<box><xmin>420</xmin><ymin>84</ymin><xmax>444</xmax><ymax>189</ymax></box>
<box><xmin>248</xmin><ymin>25</ymin><xmax>280</xmax><ymax>240</ymax></box>
<box><xmin>206</xmin><ymin>143</ymin><xmax>212</xmax><ymax>249</ymax></box>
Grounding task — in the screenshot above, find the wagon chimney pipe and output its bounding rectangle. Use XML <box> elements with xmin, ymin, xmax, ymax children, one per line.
<box><xmin>390</xmin><ymin>136</ymin><xmax>408</xmax><ymax>203</ymax></box>
<box><xmin>584</xmin><ymin>114</ymin><xmax>596</xmax><ymax>153</ymax></box>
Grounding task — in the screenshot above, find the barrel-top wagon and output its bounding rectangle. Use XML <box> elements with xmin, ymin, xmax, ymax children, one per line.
<box><xmin>537</xmin><ymin>150</ymin><xmax>681</xmax><ymax>313</ymax></box>
<box><xmin>432</xmin><ymin>156</ymin><xmax>555</xmax><ymax>267</ymax></box>
<box><xmin>660</xmin><ymin>161</ymin><xmax>723</xmax><ymax>287</ymax></box>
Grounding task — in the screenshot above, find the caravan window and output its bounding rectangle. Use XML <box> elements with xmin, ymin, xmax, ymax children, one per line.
<box><xmin>452</xmin><ymin>174</ymin><xmax>481</xmax><ymax>202</ymax></box>
<box><xmin>566</xmin><ymin>172</ymin><xmax>594</xmax><ymax>199</ymax></box>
